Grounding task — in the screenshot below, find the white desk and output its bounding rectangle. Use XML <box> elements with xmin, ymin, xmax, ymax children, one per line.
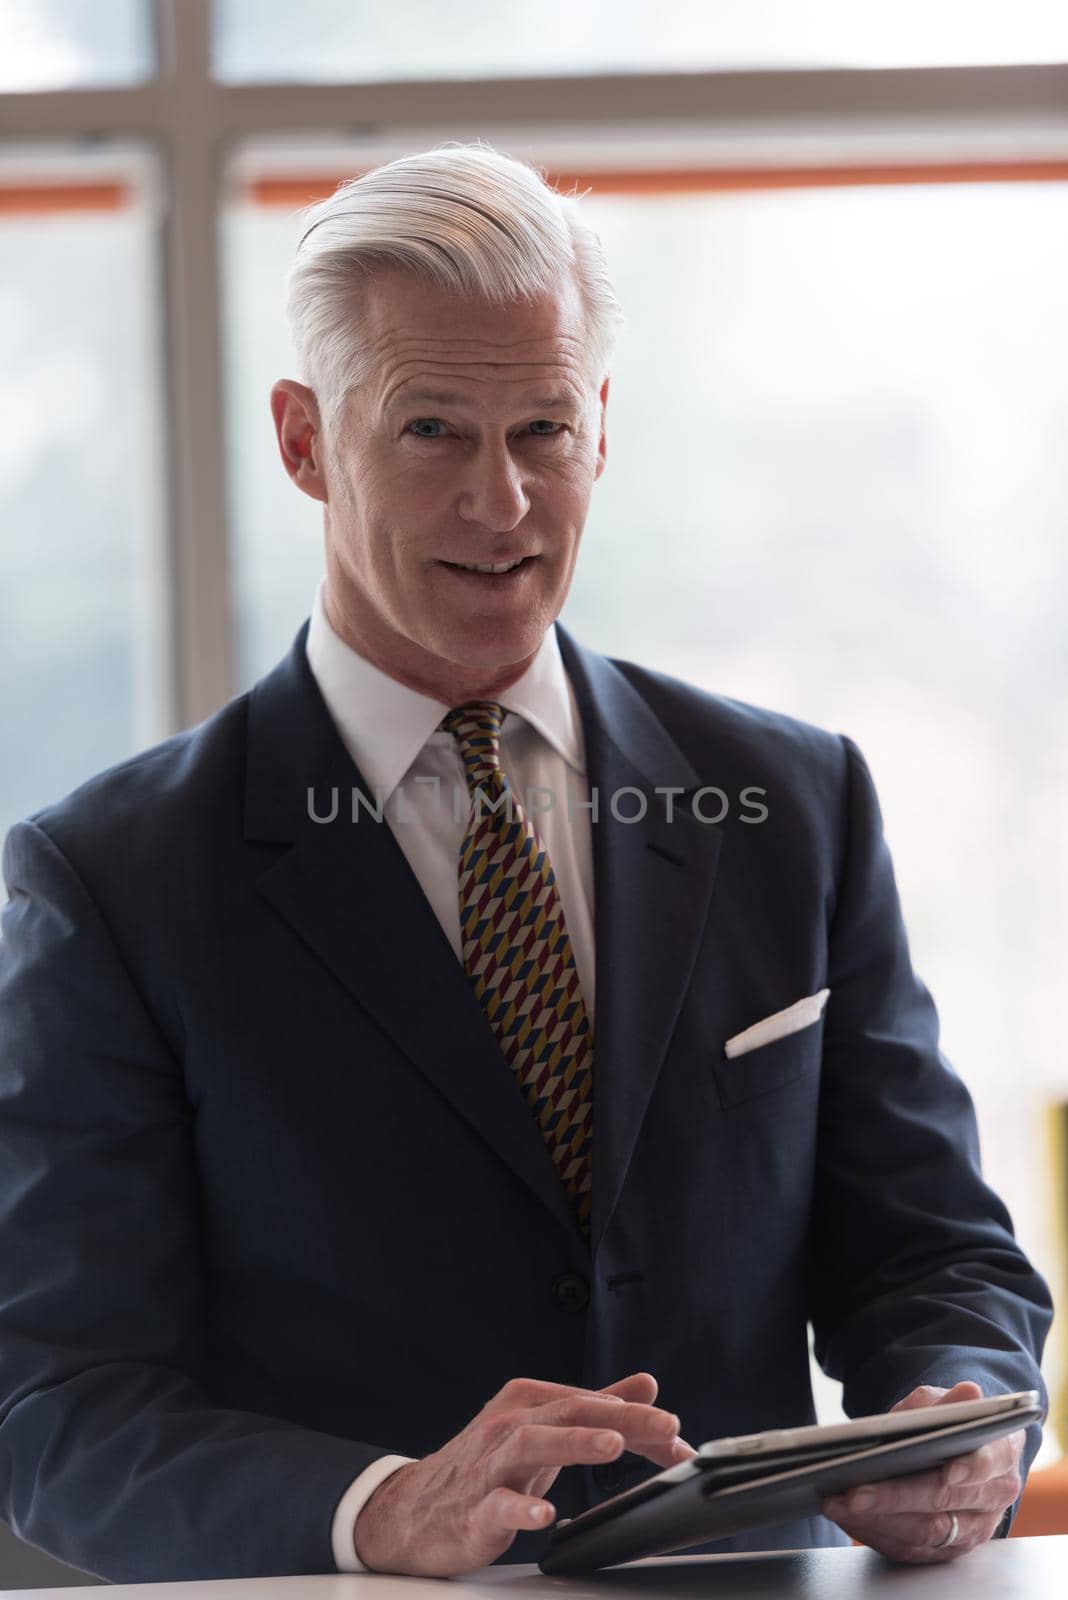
<box><xmin>7</xmin><ymin>1540</ymin><xmax>1068</xmax><ymax>1600</ymax></box>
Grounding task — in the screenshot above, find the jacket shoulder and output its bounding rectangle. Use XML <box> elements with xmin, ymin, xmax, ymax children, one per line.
<box><xmin>606</xmin><ymin>653</ymin><xmax>849</xmax><ymax>783</ymax></box>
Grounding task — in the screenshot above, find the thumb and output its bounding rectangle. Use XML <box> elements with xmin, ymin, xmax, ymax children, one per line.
<box><xmin>891</xmin><ymin>1381</ymin><xmax>982</xmax><ymax>1413</ymax></box>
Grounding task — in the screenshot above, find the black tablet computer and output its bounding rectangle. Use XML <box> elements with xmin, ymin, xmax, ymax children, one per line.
<box><xmin>538</xmin><ymin>1389</ymin><xmax>1043</xmax><ymax>1575</ymax></box>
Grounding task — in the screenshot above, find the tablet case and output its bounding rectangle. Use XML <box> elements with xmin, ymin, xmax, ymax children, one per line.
<box><xmin>538</xmin><ymin>1400</ymin><xmax>1044</xmax><ymax>1574</ymax></box>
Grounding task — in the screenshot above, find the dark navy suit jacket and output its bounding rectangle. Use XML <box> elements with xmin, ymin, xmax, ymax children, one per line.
<box><xmin>0</xmin><ymin>619</ymin><xmax>1052</xmax><ymax>1580</ymax></box>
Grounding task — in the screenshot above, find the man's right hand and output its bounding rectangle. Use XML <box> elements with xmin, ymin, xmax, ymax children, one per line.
<box><xmin>352</xmin><ymin>1370</ymin><xmax>695</xmax><ymax>1576</ymax></box>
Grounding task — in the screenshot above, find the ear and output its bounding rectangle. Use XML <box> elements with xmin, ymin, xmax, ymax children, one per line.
<box><xmin>270</xmin><ymin>380</ymin><xmax>329</xmax><ymax>505</ymax></box>
<box><xmin>594</xmin><ymin>375</ymin><xmax>609</xmax><ymax>481</ymax></box>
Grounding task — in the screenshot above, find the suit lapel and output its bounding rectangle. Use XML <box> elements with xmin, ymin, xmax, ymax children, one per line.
<box><xmin>556</xmin><ymin>627</ymin><xmax>724</xmax><ymax>1255</ymax></box>
<box><xmin>245</xmin><ymin>621</ymin><xmax>585</xmax><ymax>1249</ymax></box>
<box><xmin>244</xmin><ymin>619</ymin><xmax>724</xmax><ymax>1260</ymax></box>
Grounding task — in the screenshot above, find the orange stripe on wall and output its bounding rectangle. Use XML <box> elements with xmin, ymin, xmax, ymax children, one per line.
<box><xmin>248</xmin><ymin>160</ymin><xmax>1068</xmax><ymax>208</ymax></box>
<box><xmin>0</xmin><ymin>183</ymin><xmax>129</xmax><ymax>215</ymax></box>
<box><xmin>3</xmin><ymin>162</ymin><xmax>1068</xmax><ymax>218</ymax></box>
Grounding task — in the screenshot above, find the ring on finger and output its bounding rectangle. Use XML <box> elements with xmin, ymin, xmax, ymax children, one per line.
<box><xmin>934</xmin><ymin>1512</ymin><xmax>960</xmax><ymax>1549</ymax></box>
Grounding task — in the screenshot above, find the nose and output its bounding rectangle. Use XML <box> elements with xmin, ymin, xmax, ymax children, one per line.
<box><xmin>456</xmin><ymin>442</ymin><xmax>530</xmax><ymax>533</ymax></box>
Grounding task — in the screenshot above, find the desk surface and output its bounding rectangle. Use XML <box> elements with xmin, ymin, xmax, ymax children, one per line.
<box><xmin>8</xmin><ymin>1539</ymin><xmax>1068</xmax><ymax>1600</ymax></box>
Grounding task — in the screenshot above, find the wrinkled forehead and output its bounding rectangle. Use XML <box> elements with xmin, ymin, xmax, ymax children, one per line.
<box><xmin>356</xmin><ymin>266</ymin><xmax>595</xmax><ymax>410</ymax></box>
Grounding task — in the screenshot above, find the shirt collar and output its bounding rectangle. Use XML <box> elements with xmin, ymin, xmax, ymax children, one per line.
<box><xmin>304</xmin><ymin>578</ymin><xmax>586</xmax><ymax>805</ymax></box>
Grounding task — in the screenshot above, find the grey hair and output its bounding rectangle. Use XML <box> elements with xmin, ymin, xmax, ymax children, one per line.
<box><xmin>283</xmin><ymin>140</ymin><xmax>625</xmax><ymax>447</ymax></box>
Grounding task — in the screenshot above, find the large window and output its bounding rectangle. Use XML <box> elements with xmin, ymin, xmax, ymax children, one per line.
<box><xmin>211</xmin><ymin>0</ymin><xmax>1068</xmax><ymax>80</ymax></box>
<box><xmin>0</xmin><ymin>146</ymin><xmax>170</xmax><ymax>847</ymax></box>
<box><xmin>0</xmin><ymin>0</ymin><xmax>156</xmax><ymax>91</ymax></box>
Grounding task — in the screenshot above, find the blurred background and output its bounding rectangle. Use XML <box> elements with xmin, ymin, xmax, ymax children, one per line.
<box><xmin>1</xmin><ymin>0</ymin><xmax>1067</xmax><ymax>1581</ymax></box>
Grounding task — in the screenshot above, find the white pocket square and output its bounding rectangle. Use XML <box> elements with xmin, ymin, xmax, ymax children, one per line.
<box><xmin>723</xmin><ymin>988</ymin><xmax>830</xmax><ymax>1061</ymax></box>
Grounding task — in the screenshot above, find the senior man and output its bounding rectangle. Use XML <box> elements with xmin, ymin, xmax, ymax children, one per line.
<box><xmin>0</xmin><ymin>143</ymin><xmax>1051</xmax><ymax>1583</ymax></box>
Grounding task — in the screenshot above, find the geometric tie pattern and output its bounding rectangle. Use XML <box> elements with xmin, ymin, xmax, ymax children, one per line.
<box><xmin>439</xmin><ymin>701</ymin><xmax>593</xmax><ymax>1238</ymax></box>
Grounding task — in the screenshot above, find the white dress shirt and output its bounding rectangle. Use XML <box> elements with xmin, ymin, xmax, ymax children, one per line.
<box><xmin>303</xmin><ymin>579</ymin><xmax>596</xmax><ymax>1571</ymax></box>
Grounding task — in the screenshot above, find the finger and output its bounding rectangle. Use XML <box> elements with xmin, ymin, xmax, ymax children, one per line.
<box><xmin>560</xmin><ymin>1397</ymin><xmax>687</xmax><ymax>1464</ymax></box>
<box><xmin>823</xmin><ymin>1508</ymin><xmax>999</xmax><ymax>1563</ymax></box>
<box><xmin>495</xmin><ymin>1417</ymin><xmax>679</xmax><ymax>1477</ymax></box>
<box><xmin>480</xmin><ymin>1373</ymin><xmax>658</xmax><ymax>1418</ymax></box>
<box><xmin>598</xmin><ymin>1372</ymin><xmax>659</xmax><ymax>1405</ymax></box>
<box><xmin>514</xmin><ymin>1408</ymin><xmax>668</xmax><ymax>1504</ymax></box>
<box><xmin>492</xmin><ymin>1421</ymin><xmax>627</xmax><ymax>1479</ymax></box>
<box><xmin>474</xmin><ymin>1484</ymin><xmax>558</xmax><ymax>1536</ymax></box>
<box><xmin>941</xmin><ymin>1431</ymin><xmax>1025</xmax><ymax>1491</ymax></box>
<box><xmin>534</xmin><ymin>1392</ymin><xmax>679</xmax><ymax>1438</ymax></box>
<box><xmin>822</xmin><ymin>1465</ymin><xmax>1019</xmax><ymax>1520</ymax></box>
<box><xmin>825</xmin><ymin>1506</ymin><xmax>989</xmax><ymax>1555</ymax></box>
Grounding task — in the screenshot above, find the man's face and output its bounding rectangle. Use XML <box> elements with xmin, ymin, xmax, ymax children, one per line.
<box><xmin>274</xmin><ymin>267</ymin><xmax>607</xmax><ymax>698</ymax></box>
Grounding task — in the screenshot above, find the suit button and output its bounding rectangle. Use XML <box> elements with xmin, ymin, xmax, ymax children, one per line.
<box><xmin>552</xmin><ymin>1272</ymin><xmax>590</xmax><ymax>1311</ymax></box>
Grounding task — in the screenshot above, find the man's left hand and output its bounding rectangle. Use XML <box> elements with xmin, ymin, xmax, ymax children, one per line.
<box><xmin>819</xmin><ymin>1381</ymin><xmax>1024</xmax><ymax>1563</ymax></box>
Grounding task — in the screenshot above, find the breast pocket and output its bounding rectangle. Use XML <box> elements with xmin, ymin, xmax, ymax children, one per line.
<box><xmin>709</xmin><ymin>1015</ymin><xmax>825</xmax><ymax>1110</ymax></box>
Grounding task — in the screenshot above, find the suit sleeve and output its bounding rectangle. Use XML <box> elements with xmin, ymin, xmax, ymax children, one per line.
<box><xmin>0</xmin><ymin>818</ymin><xmax>401</xmax><ymax>1580</ymax></box>
<box><xmin>808</xmin><ymin>736</ymin><xmax>1053</xmax><ymax>1511</ymax></box>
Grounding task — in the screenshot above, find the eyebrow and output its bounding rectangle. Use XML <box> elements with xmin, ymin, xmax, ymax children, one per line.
<box><xmin>390</xmin><ymin>387</ymin><xmax>578</xmax><ymax>413</ymax></box>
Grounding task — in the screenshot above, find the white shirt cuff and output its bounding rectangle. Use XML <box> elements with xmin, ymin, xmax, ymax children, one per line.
<box><xmin>331</xmin><ymin>1455</ymin><xmax>417</xmax><ymax>1572</ymax></box>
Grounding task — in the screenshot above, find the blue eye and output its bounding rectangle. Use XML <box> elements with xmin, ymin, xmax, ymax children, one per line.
<box><xmin>404</xmin><ymin>419</ymin><xmax>565</xmax><ymax>440</ymax></box>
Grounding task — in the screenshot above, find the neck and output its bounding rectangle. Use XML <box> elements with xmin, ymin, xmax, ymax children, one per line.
<box><xmin>322</xmin><ymin>586</ymin><xmax>542</xmax><ymax>706</ymax></box>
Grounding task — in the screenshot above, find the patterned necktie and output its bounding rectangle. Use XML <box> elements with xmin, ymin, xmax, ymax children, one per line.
<box><xmin>440</xmin><ymin>701</ymin><xmax>594</xmax><ymax>1238</ymax></box>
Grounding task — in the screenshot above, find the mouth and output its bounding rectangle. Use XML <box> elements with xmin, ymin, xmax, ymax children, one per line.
<box><xmin>438</xmin><ymin>555</ymin><xmax>537</xmax><ymax>578</ymax></box>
